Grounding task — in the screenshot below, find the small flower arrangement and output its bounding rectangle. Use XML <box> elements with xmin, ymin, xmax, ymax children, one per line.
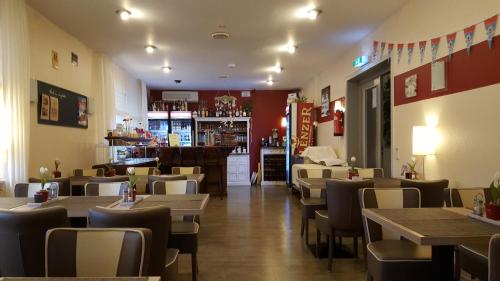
<box><xmin>349</xmin><ymin>156</ymin><xmax>356</xmax><ymax>172</ymax></box>
<box><xmin>404</xmin><ymin>157</ymin><xmax>417</xmax><ymax>179</ymax></box>
<box><xmin>486</xmin><ymin>172</ymin><xmax>500</xmax><ymax>220</ymax></box>
<box><xmin>53</xmin><ymin>159</ymin><xmax>62</xmax><ymax>178</ymax></box>
<box><xmin>348</xmin><ymin>156</ymin><xmax>358</xmax><ymax>179</ymax></box>
<box><xmin>154</xmin><ymin>157</ymin><xmax>161</xmax><ymax>175</ymax></box>
<box><xmin>126</xmin><ymin>167</ymin><xmax>138</xmax><ymax>189</ymax></box>
<box><xmin>39</xmin><ymin>166</ymin><xmax>49</xmax><ymax>190</ymax></box>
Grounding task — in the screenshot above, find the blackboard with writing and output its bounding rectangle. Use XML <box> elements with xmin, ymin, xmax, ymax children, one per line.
<box><xmin>37</xmin><ymin>80</ymin><xmax>88</xmax><ymax>129</ymax></box>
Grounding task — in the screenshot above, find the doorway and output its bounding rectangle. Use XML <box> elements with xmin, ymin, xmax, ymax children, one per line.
<box><xmin>346</xmin><ymin>60</ymin><xmax>391</xmax><ymax>176</ymax></box>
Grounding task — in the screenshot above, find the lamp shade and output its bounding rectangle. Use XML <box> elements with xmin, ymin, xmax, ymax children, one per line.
<box><xmin>412</xmin><ymin>126</ymin><xmax>436</xmax><ymax>156</ymax></box>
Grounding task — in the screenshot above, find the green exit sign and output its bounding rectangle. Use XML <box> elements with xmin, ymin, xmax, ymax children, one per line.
<box><xmin>352</xmin><ymin>55</ymin><xmax>369</xmax><ymax>68</ymax></box>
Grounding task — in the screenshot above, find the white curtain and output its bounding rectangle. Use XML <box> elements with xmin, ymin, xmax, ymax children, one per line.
<box><xmin>92</xmin><ymin>53</ymin><xmax>116</xmax><ymax>164</ymax></box>
<box><xmin>0</xmin><ymin>0</ymin><xmax>30</xmax><ymax>194</ymax></box>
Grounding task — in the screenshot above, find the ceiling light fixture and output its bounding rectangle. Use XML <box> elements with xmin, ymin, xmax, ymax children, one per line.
<box><xmin>280</xmin><ymin>43</ymin><xmax>297</xmax><ymax>54</ymax></box>
<box><xmin>267</xmin><ymin>79</ymin><xmax>275</xmax><ymax>86</ymax></box>
<box><xmin>144</xmin><ymin>45</ymin><xmax>157</xmax><ymax>54</ymax></box>
<box><xmin>116</xmin><ymin>9</ymin><xmax>132</xmax><ymax>21</ymax></box>
<box><xmin>271</xmin><ymin>65</ymin><xmax>284</xmax><ymax>74</ymax></box>
<box><xmin>162</xmin><ymin>66</ymin><xmax>172</xmax><ymax>73</ymax></box>
<box><xmin>305</xmin><ymin>8</ymin><xmax>322</xmax><ymax>20</ymax></box>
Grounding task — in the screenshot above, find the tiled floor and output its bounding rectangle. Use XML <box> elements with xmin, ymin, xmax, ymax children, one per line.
<box><xmin>176</xmin><ymin>185</ymin><xmax>366</xmax><ymax>281</ymax></box>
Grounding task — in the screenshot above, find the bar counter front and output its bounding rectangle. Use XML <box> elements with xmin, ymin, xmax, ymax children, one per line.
<box><xmin>94</xmin><ymin>146</ymin><xmax>234</xmax><ymax>197</ymax></box>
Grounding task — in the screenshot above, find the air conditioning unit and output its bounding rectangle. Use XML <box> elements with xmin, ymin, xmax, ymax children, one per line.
<box><xmin>162</xmin><ymin>91</ymin><xmax>199</xmax><ymax>102</ymax></box>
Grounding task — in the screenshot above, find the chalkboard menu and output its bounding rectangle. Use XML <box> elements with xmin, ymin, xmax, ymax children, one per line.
<box><xmin>37</xmin><ymin>81</ymin><xmax>88</xmax><ymax>129</ymax></box>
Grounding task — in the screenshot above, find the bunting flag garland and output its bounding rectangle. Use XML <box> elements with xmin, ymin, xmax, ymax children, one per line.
<box><xmin>464</xmin><ymin>25</ymin><xmax>476</xmax><ymax>55</ymax></box>
<box><xmin>387</xmin><ymin>43</ymin><xmax>394</xmax><ymax>58</ymax></box>
<box><xmin>397</xmin><ymin>43</ymin><xmax>404</xmax><ymax>63</ymax></box>
<box><xmin>446</xmin><ymin>32</ymin><xmax>457</xmax><ymax>59</ymax></box>
<box><xmin>373</xmin><ymin>41</ymin><xmax>379</xmax><ymax>59</ymax></box>
<box><xmin>380</xmin><ymin>42</ymin><xmax>386</xmax><ymax>59</ymax></box>
<box><xmin>419</xmin><ymin>41</ymin><xmax>427</xmax><ymax>64</ymax></box>
<box><xmin>431</xmin><ymin>37</ymin><xmax>440</xmax><ymax>63</ymax></box>
<box><xmin>485</xmin><ymin>15</ymin><xmax>498</xmax><ymax>48</ymax></box>
<box><xmin>407</xmin><ymin>43</ymin><xmax>415</xmax><ymax>64</ymax></box>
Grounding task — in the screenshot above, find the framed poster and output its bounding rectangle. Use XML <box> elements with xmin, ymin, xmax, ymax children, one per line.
<box><xmin>333</xmin><ymin>97</ymin><xmax>346</xmax><ymax>136</ymax></box>
<box><xmin>321</xmin><ymin>86</ymin><xmax>330</xmax><ymax>117</ymax></box>
<box><xmin>37</xmin><ymin>80</ymin><xmax>88</xmax><ymax>129</ymax></box>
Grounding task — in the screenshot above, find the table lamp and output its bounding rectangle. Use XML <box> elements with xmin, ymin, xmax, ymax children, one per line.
<box><xmin>412</xmin><ymin>126</ymin><xmax>437</xmax><ymax>179</ymax></box>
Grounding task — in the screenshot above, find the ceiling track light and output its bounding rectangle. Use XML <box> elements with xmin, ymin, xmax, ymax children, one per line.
<box><xmin>162</xmin><ymin>66</ymin><xmax>172</xmax><ymax>73</ymax></box>
<box><xmin>144</xmin><ymin>45</ymin><xmax>157</xmax><ymax>54</ymax></box>
<box><xmin>306</xmin><ymin>8</ymin><xmax>322</xmax><ymax>20</ymax></box>
<box><xmin>116</xmin><ymin>9</ymin><xmax>131</xmax><ymax>21</ymax></box>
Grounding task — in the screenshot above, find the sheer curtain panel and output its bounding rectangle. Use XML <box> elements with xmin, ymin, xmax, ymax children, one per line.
<box><xmin>0</xmin><ymin>0</ymin><xmax>30</xmax><ymax>194</ymax></box>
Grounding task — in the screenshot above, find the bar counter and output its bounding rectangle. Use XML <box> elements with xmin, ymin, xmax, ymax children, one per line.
<box><xmin>93</xmin><ymin>146</ymin><xmax>234</xmax><ymax>197</ymax></box>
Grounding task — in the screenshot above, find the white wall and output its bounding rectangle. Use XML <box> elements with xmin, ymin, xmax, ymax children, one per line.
<box><xmin>27</xmin><ymin>6</ymin><xmax>144</xmax><ymax>178</ymax></box>
<box><xmin>301</xmin><ymin>0</ymin><xmax>500</xmax><ymax>187</ymax></box>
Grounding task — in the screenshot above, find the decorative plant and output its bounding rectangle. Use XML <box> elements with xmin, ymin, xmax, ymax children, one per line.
<box><xmin>407</xmin><ymin>157</ymin><xmax>417</xmax><ymax>174</ymax></box>
<box><xmin>126</xmin><ymin>167</ymin><xmax>138</xmax><ymax>189</ymax></box>
<box><xmin>490</xmin><ymin>172</ymin><xmax>500</xmax><ymax>205</ymax></box>
<box><xmin>296</xmin><ymin>96</ymin><xmax>308</xmax><ymax>103</ymax></box>
<box><xmin>242</xmin><ymin>101</ymin><xmax>253</xmax><ymax>114</ymax></box>
<box><xmin>54</xmin><ymin>159</ymin><xmax>61</xmax><ymax>172</ymax></box>
<box><xmin>155</xmin><ymin>157</ymin><xmax>161</xmax><ymax>169</ymax></box>
<box><xmin>349</xmin><ymin>156</ymin><xmax>356</xmax><ymax>172</ymax></box>
<box><xmin>39</xmin><ymin>167</ymin><xmax>49</xmax><ymax>190</ymax></box>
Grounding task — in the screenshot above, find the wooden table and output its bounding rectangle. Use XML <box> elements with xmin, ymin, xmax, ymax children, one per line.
<box><xmin>108</xmin><ymin>194</ymin><xmax>210</xmax><ymax>216</ymax></box>
<box><xmin>362</xmin><ymin>207</ymin><xmax>500</xmax><ymax>281</ymax></box>
<box><xmin>297</xmin><ymin>177</ymin><xmax>401</xmax><ymax>197</ymax></box>
<box><xmin>0</xmin><ymin>197</ymin><xmax>33</xmax><ymax>209</ymax></box>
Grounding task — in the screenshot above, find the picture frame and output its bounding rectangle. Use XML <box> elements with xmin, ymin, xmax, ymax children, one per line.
<box><xmin>321</xmin><ymin>86</ymin><xmax>330</xmax><ymax>117</ymax></box>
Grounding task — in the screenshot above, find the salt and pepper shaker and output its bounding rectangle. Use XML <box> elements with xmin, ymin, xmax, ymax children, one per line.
<box><xmin>473</xmin><ymin>194</ymin><xmax>484</xmax><ymax>216</ymax></box>
<box><xmin>123</xmin><ymin>187</ymin><xmax>129</xmax><ymax>203</ymax></box>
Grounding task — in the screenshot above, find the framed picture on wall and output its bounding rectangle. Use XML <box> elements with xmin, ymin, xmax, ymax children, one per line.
<box><xmin>333</xmin><ymin>97</ymin><xmax>345</xmax><ymax>136</ymax></box>
<box><xmin>321</xmin><ymin>86</ymin><xmax>330</xmax><ymax>117</ymax></box>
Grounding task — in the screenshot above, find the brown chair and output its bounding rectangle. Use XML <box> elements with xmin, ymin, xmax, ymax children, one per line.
<box><xmin>152</xmin><ymin>180</ymin><xmax>199</xmax><ymax>281</ymax></box>
<box><xmin>88</xmin><ymin>206</ymin><xmax>179</xmax><ymax>281</ymax></box>
<box><xmin>489</xmin><ymin>234</ymin><xmax>500</xmax><ymax>281</ymax></box>
<box><xmin>29</xmin><ymin>177</ymin><xmax>71</xmax><ymax>196</ymax></box>
<box><xmin>0</xmin><ymin>207</ymin><xmax>69</xmax><ymax>277</ymax></box>
<box><xmin>45</xmin><ymin>228</ymin><xmax>152</xmax><ymax>277</ymax></box>
<box><xmin>314</xmin><ymin>179</ymin><xmax>374</xmax><ymax>271</ymax></box>
<box><xmin>360</xmin><ymin>187</ymin><xmax>432</xmax><ymax>281</ymax></box>
<box><xmin>400</xmin><ymin>179</ymin><xmax>449</xmax><ymax>207</ymax></box>
<box><xmin>147</xmin><ymin>175</ymin><xmax>187</xmax><ymax>194</ymax></box>
<box><xmin>172</xmin><ymin>166</ymin><xmax>202</xmax><ymax>175</ymax></box>
<box><xmin>297</xmin><ymin>168</ymin><xmax>329</xmax><ymax>245</ymax></box>
<box><xmin>89</xmin><ymin>176</ymin><xmax>129</xmax><ymax>183</ymax></box>
<box><xmin>84</xmin><ymin>182</ymin><xmax>128</xmax><ymax>196</ymax></box>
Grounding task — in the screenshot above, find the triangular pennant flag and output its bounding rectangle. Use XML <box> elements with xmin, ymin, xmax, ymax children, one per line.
<box><xmin>373</xmin><ymin>41</ymin><xmax>379</xmax><ymax>59</ymax></box>
<box><xmin>446</xmin><ymin>32</ymin><xmax>457</xmax><ymax>59</ymax></box>
<box><xmin>407</xmin><ymin>43</ymin><xmax>415</xmax><ymax>64</ymax></box>
<box><xmin>484</xmin><ymin>15</ymin><xmax>498</xmax><ymax>48</ymax></box>
<box><xmin>431</xmin><ymin>37</ymin><xmax>440</xmax><ymax>63</ymax></box>
<box><xmin>387</xmin><ymin>43</ymin><xmax>394</xmax><ymax>58</ymax></box>
<box><xmin>419</xmin><ymin>41</ymin><xmax>427</xmax><ymax>64</ymax></box>
<box><xmin>397</xmin><ymin>43</ymin><xmax>404</xmax><ymax>64</ymax></box>
<box><xmin>464</xmin><ymin>25</ymin><xmax>476</xmax><ymax>55</ymax></box>
<box><xmin>380</xmin><ymin>42</ymin><xmax>386</xmax><ymax>59</ymax></box>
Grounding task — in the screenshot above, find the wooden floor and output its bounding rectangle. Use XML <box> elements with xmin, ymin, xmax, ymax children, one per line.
<box><xmin>176</xmin><ymin>185</ymin><xmax>367</xmax><ymax>281</ymax></box>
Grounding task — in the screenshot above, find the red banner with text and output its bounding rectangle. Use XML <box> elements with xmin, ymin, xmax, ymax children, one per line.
<box><xmin>296</xmin><ymin>102</ymin><xmax>314</xmax><ymax>154</ymax></box>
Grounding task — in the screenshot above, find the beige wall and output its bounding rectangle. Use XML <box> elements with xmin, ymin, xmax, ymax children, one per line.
<box><xmin>301</xmin><ymin>0</ymin><xmax>500</xmax><ymax>187</ymax></box>
<box><xmin>27</xmin><ymin>6</ymin><xmax>143</xmax><ymax>178</ymax></box>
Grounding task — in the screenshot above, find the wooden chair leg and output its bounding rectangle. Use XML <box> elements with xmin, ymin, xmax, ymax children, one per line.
<box><xmin>305</xmin><ymin>218</ymin><xmax>309</xmax><ymax>245</ymax></box>
<box><xmin>300</xmin><ymin>216</ymin><xmax>305</xmax><ymax>237</ymax></box>
<box><xmin>362</xmin><ymin>235</ymin><xmax>368</xmax><ymax>265</ymax></box>
<box><xmin>353</xmin><ymin>236</ymin><xmax>358</xmax><ymax>258</ymax></box>
<box><xmin>328</xmin><ymin>235</ymin><xmax>334</xmax><ymax>271</ymax></box>
<box><xmin>316</xmin><ymin>229</ymin><xmax>321</xmax><ymax>258</ymax></box>
<box><xmin>454</xmin><ymin>248</ymin><xmax>461</xmax><ymax>281</ymax></box>
<box><xmin>192</xmin><ymin>252</ymin><xmax>198</xmax><ymax>281</ymax></box>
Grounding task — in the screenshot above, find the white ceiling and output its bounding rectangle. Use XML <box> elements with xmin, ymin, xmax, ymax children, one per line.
<box><xmin>27</xmin><ymin>0</ymin><xmax>408</xmax><ymax>90</ymax></box>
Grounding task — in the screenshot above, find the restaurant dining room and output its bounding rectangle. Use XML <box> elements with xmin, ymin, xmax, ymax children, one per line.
<box><xmin>1</xmin><ymin>0</ymin><xmax>500</xmax><ymax>280</ymax></box>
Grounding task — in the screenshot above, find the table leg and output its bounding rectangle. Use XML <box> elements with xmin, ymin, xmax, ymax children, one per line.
<box><xmin>432</xmin><ymin>245</ymin><xmax>454</xmax><ymax>281</ymax></box>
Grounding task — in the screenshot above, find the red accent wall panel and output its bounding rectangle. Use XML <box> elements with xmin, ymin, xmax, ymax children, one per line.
<box><xmin>394</xmin><ymin>35</ymin><xmax>500</xmax><ymax>106</ymax></box>
<box><xmin>148</xmin><ymin>89</ymin><xmax>290</xmax><ymax>173</ymax></box>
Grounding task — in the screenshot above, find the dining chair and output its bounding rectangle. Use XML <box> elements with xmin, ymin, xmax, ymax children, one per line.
<box><xmin>14</xmin><ymin>182</ymin><xmax>59</xmax><ymax>198</ymax></box>
<box><xmin>147</xmin><ymin>175</ymin><xmax>187</xmax><ymax>194</ymax></box>
<box><xmin>84</xmin><ymin>182</ymin><xmax>128</xmax><ymax>196</ymax></box>
<box><xmin>152</xmin><ymin>179</ymin><xmax>199</xmax><ymax>281</ymax></box>
<box><xmin>448</xmin><ymin>187</ymin><xmax>491</xmax><ymax>209</ymax></box>
<box><xmin>89</xmin><ymin>176</ymin><xmax>129</xmax><ymax>183</ymax></box>
<box><xmin>45</xmin><ymin>228</ymin><xmax>152</xmax><ymax>277</ymax></box>
<box><xmin>297</xmin><ymin>168</ymin><xmax>328</xmax><ymax>245</ymax></box>
<box><xmin>400</xmin><ymin>179</ymin><xmax>449</xmax><ymax>207</ymax></box>
<box><xmin>88</xmin><ymin>205</ymin><xmax>179</xmax><ymax>281</ymax></box>
<box><xmin>489</xmin><ymin>234</ymin><xmax>500</xmax><ymax>281</ymax></box>
<box><xmin>0</xmin><ymin>207</ymin><xmax>69</xmax><ymax>277</ymax></box>
<box><xmin>73</xmin><ymin>168</ymin><xmax>105</xmax><ymax>177</ymax></box>
<box><xmin>315</xmin><ymin>179</ymin><xmax>374</xmax><ymax>271</ymax></box>
<box><xmin>360</xmin><ymin>187</ymin><xmax>433</xmax><ymax>281</ymax></box>
<box><xmin>172</xmin><ymin>166</ymin><xmax>202</xmax><ymax>175</ymax></box>
<box><xmin>355</xmin><ymin>168</ymin><xmax>384</xmax><ymax>179</ymax></box>
<box><xmin>132</xmin><ymin>167</ymin><xmax>156</xmax><ymax>194</ymax></box>
<box><xmin>29</xmin><ymin>177</ymin><xmax>70</xmax><ymax>196</ymax></box>
<box><xmin>455</xmin><ymin>239</ymin><xmax>488</xmax><ymax>281</ymax></box>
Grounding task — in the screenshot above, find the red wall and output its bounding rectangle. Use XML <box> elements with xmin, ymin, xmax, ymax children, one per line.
<box><xmin>148</xmin><ymin>89</ymin><xmax>290</xmax><ymax>173</ymax></box>
<box><xmin>394</xmin><ymin>35</ymin><xmax>500</xmax><ymax>106</ymax></box>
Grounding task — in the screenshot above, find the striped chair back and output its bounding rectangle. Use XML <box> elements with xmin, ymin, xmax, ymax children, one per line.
<box><xmin>133</xmin><ymin>167</ymin><xmax>155</xmax><ymax>176</ymax></box>
<box><xmin>449</xmin><ymin>187</ymin><xmax>491</xmax><ymax>209</ymax></box>
<box><xmin>14</xmin><ymin>183</ymin><xmax>59</xmax><ymax>198</ymax></box>
<box><xmin>152</xmin><ymin>180</ymin><xmax>197</xmax><ymax>195</ymax></box>
<box><xmin>356</xmin><ymin>168</ymin><xmax>384</xmax><ymax>179</ymax></box>
<box><xmin>84</xmin><ymin>182</ymin><xmax>128</xmax><ymax>196</ymax></box>
<box><xmin>298</xmin><ymin>169</ymin><xmax>331</xmax><ymax>198</ymax></box>
<box><xmin>171</xmin><ymin>166</ymin><xmax>201</xmax><ymax>175</ymax></box>
<box><xmin>147</xmin><ymin>175</ymin><xmax>188</xmax><ymax>194</ymax></box>
<box><xmin>360</xmin><ymin>188</ymin><xmax>420</xmax><ymax>243</ymax></box>
<box><xmin>73</xmin><ymin>169</ymin><xmax>105</xmax><ymax>177</ymax></box>
<box><xmin>89</xmin><ymin>176</ymin><xmax>129</xmax><ymax>183</ymax></box>
<box><xmin>45</xmin><ymin>228</ymin><xmax>151</xmax><ymax>277</ymax></box>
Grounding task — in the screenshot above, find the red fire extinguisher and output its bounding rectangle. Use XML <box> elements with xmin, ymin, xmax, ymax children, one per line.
<box><xmin>333</xmin><ymin>110</ymin><xmax>344</xmax><ymax>136</ymax></box>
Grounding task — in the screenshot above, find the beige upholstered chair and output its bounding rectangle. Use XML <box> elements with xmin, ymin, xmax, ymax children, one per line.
<box><xmin>449</xmin><ymin>187</ymin><xmax>491</xmax><ymax>209</ymax></box>
<box><xmin>0</xmin><ymin>207</ymin><xmax>69</xmax><ymax>277</ymax></box>
<box><xmin>132</xmin><ymin>167</ymin><xmax>156</xmax><ymax>194</ymax></box>
<box><xmin>172</xmin><ymin>166</ymin><xmax>202</xmax><ymax>175</ymax></box>
<box><xmin>45</xmin><ymin>228</ymin><xmax>151</xmax><ymax>277</ymax></box>
<box><xmin>360</xmin><ymin>188</ymin><xmax>432</xmax><ymax>281</ymax></box>
<box><xmin>147</xmin><ymin>175</ymin><xmax>188</xmax><ymax>195</ymax></box>
<box><xmin>73</xmin><ymin>168</ymin><xmax>105</xmax><ymax>177</ymax></box>
<box><xmin>89</xmin><ymin>176</ymin><xmax>129</xmax><ymax>183</ymax></box>
<box><xmin>355</xmin><ymin>168</ymin><xmax>384</xmax><ymax>179</ymax></box>
<box><xmin>14</xmin><ymin>183</ymin><xmax>59</xmax><ymax>198</ymax></box>
<box><xmin>84</xmin><ymin>182</ymin><xmax>128</xmax><ymax>196</ymax></box>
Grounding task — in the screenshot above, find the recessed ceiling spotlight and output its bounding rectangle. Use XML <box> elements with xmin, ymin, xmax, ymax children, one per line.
<box><xmin>267</xmin><ymin>79</ymin><xmax>275</xmax><ymax>86</ymax></box>
<box><xmin>227</xmin><ymin>63</ymin><xmax>236</xmax><ymax>68</ymax></box>
<box><xmin>211</xmin><ymin>31</ymin><xmax>230</xmax><ymax>40</ymax></box>
<box><xmin>162</xmin><ymin>66</ymin><xmax>172</xmax><ymax>73</ymax></box>
<box><xmin>305</xmin><ymin>8</ymin><xmax>322</xmax><ymax>20</ymax></box>
<box><xmin>116</xmin><ymin>9</ymin><xmax>132</xmax><ymax>21</ymax></box>
<box><xmin>144</xmin><ymin>45</ymin><xmax>157</xmax><ymax>54</ymax></box>
<box><xmin>280</xmin><ymin>43</ymin><xmax>297</xmax><ymax>54</ymax></box>
<box><xmin>296</xmin><ymin>5</ymin><xmax>322</xmax><ymax>20</ymax></box>
<box><xmin>271</xmin><ymin>65</ymin><xmax>284</xmax><ymax>74</ymax></box>
<box><xmin>218</xmin><ymin>75</ymin><xmax>229</xmax><ymax>79</ymax></box>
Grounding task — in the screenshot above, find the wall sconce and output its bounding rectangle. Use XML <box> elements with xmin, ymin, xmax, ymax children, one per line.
<box><xmin>412</xmin><ymin>126</ymin><xmax>437</xmax><ymax>179</ymax></box>
<box><xmin>281</xmin><ymin>117</ymin><xmax>287</xmax><ymax>128</ymax></box>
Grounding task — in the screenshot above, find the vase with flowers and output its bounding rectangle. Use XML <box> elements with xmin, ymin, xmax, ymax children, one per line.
<box><xmin>405</xmin><ymin>157</ymin><xmax>418</xmax><ymax>179</ymax></box>
<box><xmin>348</xmin><ymin>156</ymin><xmax>358</xmax><ymax>179</ymax></box>
<box><xmin>486</xmin><ymin>172</ymin><xmax>500</xmax><ymax>220</ymax></box>
<box><xmin>37</xmin><ymin>167</ymin><xmax>50</xmax><ymax>202</ymax></box>
<box><xmin>154</xmin><ymin>157</ymin><xmax>161</xmax><ymax>175</ymax></box>
<box><xmin>53</xmin><ymin>159</ymin><xmax>61</xmax><ymax>178</ymax></box>
<box><xmin>126</xmin><ymin>167</ymin><xmax>138</xmax><ymax>202</ymax></box>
